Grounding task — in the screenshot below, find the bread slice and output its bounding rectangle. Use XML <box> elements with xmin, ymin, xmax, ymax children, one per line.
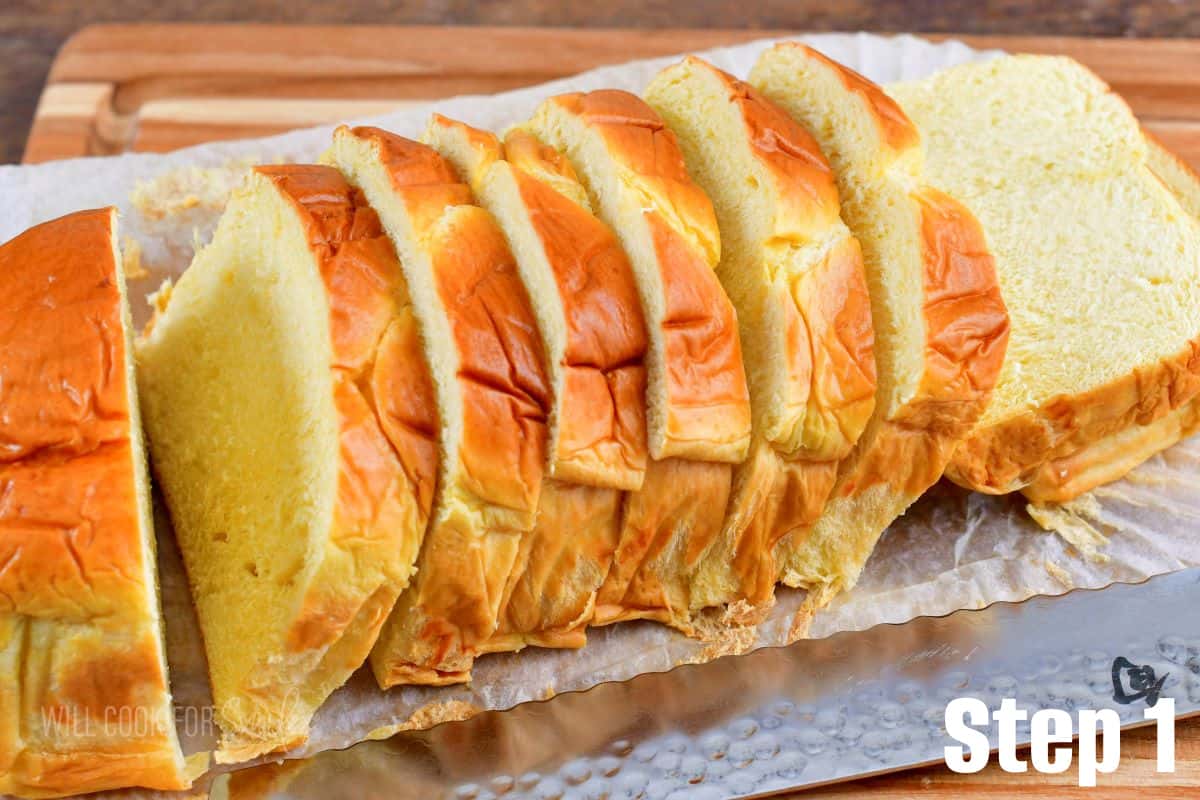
<box><xmin>1012</xmin><ymin>136</ymin><xmax>1200</xmax><ymax>503</ymax></box>
<box><xmin>889</xmin><ymin>56</ymin><xmax>1200</xmax><ymax>503</ymax></box>
<box><xmin>0</xmin><ymin>209</ymin><xmax>201</xmax><ymax>797</ymax></box>
<box><xmin>424</xmin><ymin>115</ymin><xmax>648</xmax><ymax>491</ymax></box>
<box><xmin>645</xmin><ymin>56</ymin><xmax>877</xmax><ymax>610</ymax></box>
<box><xmin>525</xmin><ymin>90</ymin><xmax>754</xmax><ymax>631</ymax></box>
<box><xmin>424</xmin><ymin>115</ymin><xmax>648</xmax><ymax>650</ymax></box>
<box><xmin>750</xmin><ymin>44</ymin><xmax>1010</xmax><ymax>599</ymax></box>
<box><xmin>328</xmin><ymin>126</ymin><xmax>552</xmax><ymax>684</ymax></box>
<box><xmin>138</xmin><ymin>166</ymin><xmax>435</xmax><ymax>760</ymax></box>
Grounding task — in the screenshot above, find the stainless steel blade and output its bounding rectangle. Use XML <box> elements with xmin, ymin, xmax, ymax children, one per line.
<box><xmin>217</xmin><ymin>568</ymin><xmax>1200</xmax><ymax>799</ymax></box>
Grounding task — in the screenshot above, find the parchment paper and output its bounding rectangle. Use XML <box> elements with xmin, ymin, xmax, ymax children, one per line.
<box><xmin>5</xmin><ymin>32</ymin><xmax>1199</xmax><ymax>797</ymax></box>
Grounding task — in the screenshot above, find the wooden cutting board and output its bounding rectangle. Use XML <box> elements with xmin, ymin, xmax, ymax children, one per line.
<box><xmin>24</xmin><ymin>24</ymin><xmax>1200</xmax><ymax>798</ymax></box>
<box><xmin>23</xmin><ymin>24</ymin><xmax>1200</xmax><ymax>171</ymax></box>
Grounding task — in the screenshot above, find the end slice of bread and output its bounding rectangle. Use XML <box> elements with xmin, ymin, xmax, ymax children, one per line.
<box><xmin>423</xmin><ymin>114</ymin><xmax>648</xmax><ymax>651</ymax></box>
<box><xmin>751</xmin><ymin>43</ymin><xmax>1010</xmax><ymax>598</ymax></box>
<box><xmin>328</xmin><ymin>126</ymin><xmax>552</xmax><ymax>685</ymax></box>
<box><xmin>1018</xmin><ymin>134</ymin><xmax>1200</xmax><ymax>503</ymax></box>
<box><xmin>138</xmin><ymin>166</ymin><xmax>434</xmax><ymax>760</ymax></box>
<box><xmin>1</xmin><ymin>209</ymin><xmax>200</xmax><ymax>796</ymax></box>
<box><xmin>526</xmin><ymin>90</ymin><xmax>753</xmax><ymax>632</ymax></box>
<box><xmin>890</xmin><ymin>56</ymin><xmax>1200</xmax><ymax>502</ymax></box>
<box><xmin>645</xmin><ymin>56</ymin><xmax>876</xmax><ymax>611</ymax></box>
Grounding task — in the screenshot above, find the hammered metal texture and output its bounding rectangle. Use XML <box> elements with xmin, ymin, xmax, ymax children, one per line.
<box><xmin>227</xmin><ymin>569</ymin><xmax>1200</xmax><ymax>800</ymax></box>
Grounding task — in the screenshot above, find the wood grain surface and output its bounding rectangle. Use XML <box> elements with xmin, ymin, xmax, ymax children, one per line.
<box><xmin>5</xmin><ymin>0</ymin><xmax>1200</xmax><ymax>163</ymax></box>
<box><xmin>22</xmin><ymin>24</ymin><xmax>1200</xmax><ymax>170</ymax></box>
<box><xmin>15</xmin><ymin>18</ymin><xmax>1200</xmax><ymax>799</ymax></box>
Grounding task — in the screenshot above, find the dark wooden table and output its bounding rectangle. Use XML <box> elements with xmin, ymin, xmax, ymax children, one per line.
<box><xmin>3</xmin><ymin>0</ymin><xmax>1200</xmax><ymax>163</ymax></box>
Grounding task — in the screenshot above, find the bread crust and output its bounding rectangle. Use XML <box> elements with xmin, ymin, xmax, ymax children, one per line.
<box><xmin>350</xmin><ymin>128</ymin><xmax>550</xmax><ymax>519</ymax></box>
<box><xmin>261</xmin><ymin>165</ymin><xmax>438</xmax><ymax>531</ymax></box>
<box><xmin>527</xmin><ymin>90</ymin><xmax>753</xmax><ymax>632</ymax></box>
<box><xmin>592</xmin><ymin>458</ymin><xmax>733</xmax><ymax>629</ymax></box>
<box><xmin>1026</xmin><ymin>395</ymin><xmax>1200</xmax><ymax>504</ymax></box>
<box><xmin>423</xmin><ymin>116</ymin><xmax>648</xmax><ymax>653</ymax></box>
<box><xmin>427</xmin><ymin>117</ymin><xmax>649</xmax><ymax>491</ymax></box>
<box><xmin>843</xmin><ymin>188</ymin><xmax>1010</xmax><ymax>500</ymax></box>
<box><xmin>539</xmin><ymin>91</ymin><xmax>752</xmax><ymax>464</ymax></box>
<box><xmin>947</xmin><ymin>336</ymin><xmax>1200</xmax><ymax>497</ymax></box>
<box><xmin>0</xmin><ymin>210</ymin><xmax>194</xmax><ymax>796</ymax></box>
<box><xmin>752</xmin><ymin>44</ymin><xmax>1009</xmax><ymax>595</ymax></box>
<box><xmin>645</xmin><ymin>58</ymin><xmax>877</xmax><ymax>612</ymax></box>
<box><xmin>332</xmin><ymin>127</ymin><xmax>552</xmax><ymax>687</ymax></box>
<box><xmin>503</xmin><ymin>129</ymin><xmax>650</xmax><ymax>489</ymax></box>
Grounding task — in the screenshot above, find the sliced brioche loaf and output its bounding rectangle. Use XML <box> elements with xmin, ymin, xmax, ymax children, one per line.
<box><xmin>423</xmin><ymin>114</ymin><xmax>648</xmax><ymax>650</ymax></box>
<box><xmin>328</xmin><ymin>126</ymin><xmax>552</xmax><ymax>684</ymax></box>
<box><xmin>645</xmin><ymin>56</ymin><xmax>876</xmax><ymax>609</ymax></box>
<box><xmin>526</xmin><ymin>90</ymin><xmax>754</xmax><ymax>631</ymax></box>
<box><xmin>138</xmin><ymin>166</ymin><xmax>434</xmax><ymax>760</ymax></box>
<box><xmin>750</xmin><ymin>44</ymin><xmax>1010</xmax><ymax>599</ymax></box>
<box><xmin>890</xmin><ymin>56</ymin><xmax>1200</xmax><ymax>503</ymax></box>
<box><xmin>1</xmin><ymin>209</ymin><xmax>199</xmax><ymax>797</ymax></box>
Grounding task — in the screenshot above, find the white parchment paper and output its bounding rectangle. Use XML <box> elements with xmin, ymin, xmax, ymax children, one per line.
<box><xmin>5</xmin><ymin>32</ymin><xmax>1199</xmax><ymax>797</ymax></box>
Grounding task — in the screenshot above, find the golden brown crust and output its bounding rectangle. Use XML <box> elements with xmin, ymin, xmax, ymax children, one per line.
<box><xmin>258</xmin><ymin>165</ymin><xmax>438</xmax><ymax>531</ymax></box>
<box><xmin>725</xmin><ymin>69</ymin><xmax>877</xmax><ymax>457</ymax></box>
<box><xmin>749</xmin><ymin>45</ymin><xmax>1009</xmax><ymax>596</ymax></box>
<box><xmin>533</xmin><ymin>90</ymin><xmax>755</xmax><ymax>630</ymax></box>
<box><xmin>716</xmin><ymin>442</ymin><xmax>840</xmax><ymax>610</ymax></box>
<box><xmin>1025</xmin><ymin>395</ymin><xmax>1200</xmax><ymax>504</ymax></box>
<box><xmin>422</xmin><ymin>117</ymin><xmax>650</xmax><ymax>652</ymax></box>
<box><xmin>349</xmin><ymin>126</ymin><xmax>551</xmax><ymax>519</ymax></box>
<box><xmin>339</xmin><ymin>127</ymin><xmax>551</xmax><ymax>686</ymax></box>
<box><xmin>909</xmin><ymin>189</ymin><xmax>1011</xmax><ymax>429</ymax></box>
<box><xmin>0</xmin><ymin>209</ymin><xmax>192</xmax><ymax>797</ymax></box>
<box><xmin>0</xmin><ymin>443</ymin><xmax>144</xmax><ymax>623</ymax></box>
<box><xmin>482</xmin><ymin>480</ymin><xmax>623</xmax><ymax>652</ymax></box>
<box><xmin>845</xmin><ymin>188</ymin><xmax>1009</xmax><ymax>499</ymax></box>
<box><xmin>649</xmin><ymin>213</ymin><xmax>753</xmax><ymax>458</ymax></box>
<box><xmin>774</xmin><ymin>189</ymin><xmax>1006</xmax><ymax>594</ymax></box>
<box><xmin>724</xmin><ymin>65</ymin><xmax>879</xmax><ymax>588</ymax></box>
<box><xmin>0</xmin><ymin>210</ymin><xmax>131</xmax><ymax>466</ymax></box>
<box><xmin>794</xmin><ymin>234</ymin><xmax>878</xmax><ymax>457</ymax></box>
<box><xmin>948</xmin><ymin>335</ymin><xmax>1200</xmax><ymax>496</ymax></box>
<box><xmin>593</xmin><ymin>458</ymin><xmax>733</xmax><ymax>629</ymax></box>
<box><xmin>648</xmin><ymin>59</ymin><xmax>876</xmax><ymax>611</ymax></box>
<box><xmin>503</xmin><ymin>129</ymin><xmax>650</xmax><ymax>489</ymax></box>
<box><xmin>549</xmin><ymin>91</ymin><xmax>753</xmax><ymax>462</ymax></box>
